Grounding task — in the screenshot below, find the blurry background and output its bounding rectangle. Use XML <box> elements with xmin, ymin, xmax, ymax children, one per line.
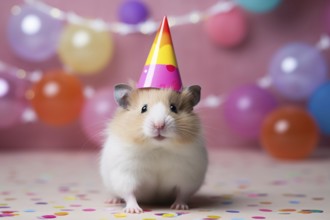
<box><xmin>0</xmin><ymin>0</ymin><xmax>329</xmax><ymax>155</ymax></box>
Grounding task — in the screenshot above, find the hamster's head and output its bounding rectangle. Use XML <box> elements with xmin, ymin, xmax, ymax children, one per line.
<box><xmin>110</xmin><ymin>84</ymin><xmax>202</xmax><ymax>147</ymax></box>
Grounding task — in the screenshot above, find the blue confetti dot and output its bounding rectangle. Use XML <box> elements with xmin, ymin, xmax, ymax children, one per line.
<box><xmin>226</xmin><ymin>210</ymin><xmax>240</xmax><ymax>213</ymax></box>
<box><xmin>222</xmin><ymin>201</ymin><xmax>233</xmax><ymax>205</ymax></box>
<box><xmin>24</xmin><ymin>209</ymin><xmax>36</xmax><ymax>212</ymax></box>
<box><xmin>289</xmin><ymin>200</ymin><xmax>300</xmax><ymax>204</ymax></box>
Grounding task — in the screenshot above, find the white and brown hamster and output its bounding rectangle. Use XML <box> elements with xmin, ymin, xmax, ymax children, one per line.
<box><xmin>100</xmin><ymin>84</ymin><xmax>208</xmax><ymax>213</ymax></box>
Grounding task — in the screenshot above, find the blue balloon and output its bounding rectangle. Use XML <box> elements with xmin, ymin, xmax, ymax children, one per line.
<box><xmin>308</xmin><ymin>82</ymin><xmax>330</xmax><ymax>135</ymax></box>
<box><xmin>235</xmin><ymin>0</ymin><xmax>282</xmax><ymax>13</ymax></box>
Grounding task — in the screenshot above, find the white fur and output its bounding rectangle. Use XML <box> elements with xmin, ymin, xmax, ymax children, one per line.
<box><xmin>100</xmin><ymin>133</ymin><xmax>207</xmax><ymax>203</ymax></box>
<box><xmin>143</xmin><ymin>102</ymin><xmax>176</xmax><ymax>140</ymax></box>
<box><xmin>100</xmin><ymin>96</ymin><xmax>208</xmax><ymax>212</ymax></box>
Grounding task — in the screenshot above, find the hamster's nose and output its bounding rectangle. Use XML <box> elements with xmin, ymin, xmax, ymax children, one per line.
<box><xmin>153</xmin><ymin>122</ymin><xmax>165</xmax><ymax>131</ymax></box>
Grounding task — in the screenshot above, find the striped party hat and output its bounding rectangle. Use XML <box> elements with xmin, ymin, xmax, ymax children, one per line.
<box><xmin>137</xmin><ymin>16</ymin><xmax>183</xmax><ymax>92</ymax></box>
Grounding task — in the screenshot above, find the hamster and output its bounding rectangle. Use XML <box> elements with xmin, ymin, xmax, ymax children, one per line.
<box><xmin>100</xmin><ymin>84</ymin><xmax>208</xmax><ymax>213</ymax></box>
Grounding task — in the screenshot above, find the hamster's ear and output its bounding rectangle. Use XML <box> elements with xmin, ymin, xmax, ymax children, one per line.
<box><xmin>184</xmin><ymin>85</ymin><xmax>201</xmax><ymax>107</ymax></box>
<box><xmin>114</xmin><ymin>84</ymin><xmax>133</xmax><ymax>109</ymax></box>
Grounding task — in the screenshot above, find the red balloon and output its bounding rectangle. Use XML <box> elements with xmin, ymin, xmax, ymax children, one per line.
<box><xmin>30</xmin><ymin>70</ymin><xmax>84</xmax><ymax>125</ymax></box>
<box><xmin>204</xmin><ymin>6</ymin><xmax>248</xmax><ymax>48</ymax></box>
<box><xmin>260</xmin><ymin>106</ymin><xmax>319</xmax><ymax>160</ymax></box>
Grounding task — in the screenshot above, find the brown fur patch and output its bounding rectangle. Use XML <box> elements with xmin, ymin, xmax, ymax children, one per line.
<box><xmin>108</xmin><ymin>87</ymin><xmax>201</xmax><ymax>146</ymax></box>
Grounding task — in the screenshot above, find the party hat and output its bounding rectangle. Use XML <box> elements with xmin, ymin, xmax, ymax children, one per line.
<box><xmin>137</xmin><ymin>16</ymin><xmax>183</xmax><ymax>91</ymax></box>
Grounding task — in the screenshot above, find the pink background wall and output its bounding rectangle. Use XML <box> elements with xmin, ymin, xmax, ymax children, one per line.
<box><xmin>0</xmin><ymin>0</ymin><xmax>329</xmax><ymax>151</ymax></box>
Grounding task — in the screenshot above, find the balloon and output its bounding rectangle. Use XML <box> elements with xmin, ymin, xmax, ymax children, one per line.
<box><xmin>7</xmin><ymin>4</ymin><xmax>63</xmax><ymax>62</ymax></box>
<box><xmin>308</xmin><ymin>81</ymin><xmax>330</xmax><ymax>134</ymax></box>
<box><xmin>260</xmin><ymin>106</ymin><xmax>319</xmax><ymax>160</ymax></box>
<box><xmin>81</xmin><ymin>87</ymin><xmax>116</xmax><ymax>145</ymax></box>
<box><xmin>223</xmin><ymin>84</ymin><xmax>278</xmax><ymax>139</ymax></box>
<box><xmin>0</xmin><ymin>71</ymin><xmax>28</xmax><ymax>128</ymax></box>
<box><xmin>235</xmin><ymin>0</ymin><xmax>282</xmax><ymax>13</ymax></box>
<box><xmin>204</xmin><ymin>7</ymin><xmax>248</xmax><ymax>48</ymax></box>
<box><xmin>118</xmin><ymin>0</ymin><xmax>149</xmax><ymax>24</ymax></box>
<box><xmin>269</xmin><ymin>43</ymin><xmax>328</xmax><ymax>101</ymax></box>
<box><xmin>58</xmin><ymin>24</ymin><xmax>113</xmax><ymax>74</ymax></box>
<box><xmin>29</xmin><ymin>70</ymin><xmax>84</xmax><ymax>125</ymax></box>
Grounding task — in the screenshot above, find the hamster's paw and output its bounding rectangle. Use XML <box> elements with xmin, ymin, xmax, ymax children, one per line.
<box><xmin>123</xmin><ymin>205</ymin><xmax>143</xmax><ymax>214</ymax></box>
<box><xmin>170</xmin><ymin>202</ymin><xmax>189</xmax><ymax>210</ymax></box>
<box><xmin>105</xmin><ymin>198</ymin><xmax>124</xmax><ymax>204</ymax></box>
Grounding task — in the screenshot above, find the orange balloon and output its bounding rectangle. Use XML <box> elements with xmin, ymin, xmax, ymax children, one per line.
<box><xmin>260</xmin><ymin>106</ymin><xmax>319</xmax><ymax>160</ymax></box>
<box><xmin>30</xmin><ymin>70</ymin><xmax>84</xmax><ymax>125</ymax></box>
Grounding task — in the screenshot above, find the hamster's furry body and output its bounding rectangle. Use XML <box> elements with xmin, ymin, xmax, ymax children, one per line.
<box><xmin>100</xmin><ymin>85</ymin><xmax>208</xmax><ymax>213</ymax></box>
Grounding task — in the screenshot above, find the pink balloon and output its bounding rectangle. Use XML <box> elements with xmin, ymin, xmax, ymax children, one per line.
<box><xmin>0</xmin><ymin>70</ymin><xmax>28</xmax><ymax>128</ymax></box>
<box><xmin>81</xmin><ymin>87</ymin><xmax>117</xmax><ymax>145</ymax></box>
<box><xmin>204</xmin><ymin>6</ymin><xmax>248</xmax><ymax>48</ymax></box>
<box><xmin>223</xmin><ymin>84</ymin><xmax>278</xmax><ymax>139</ymax></box>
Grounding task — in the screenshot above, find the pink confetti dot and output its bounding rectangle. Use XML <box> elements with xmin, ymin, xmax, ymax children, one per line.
<box><xmin>82</xmin><ymin>208</ymin><xmax>96</xmax><ymax>212</ymax></box>
<box><xmin>259</xmin><ymin>209</ymin><xmax>272</xmax><ymax>212</ymax></box>
<box><xmin>252</xmin><ymin>216</ymin><xmax>265</xmax><ymax>219</ymax></box>
<box><xmin>41</xmin><ymin>215</ymin><xmax>57</xmax><ymax>219</ymax></box>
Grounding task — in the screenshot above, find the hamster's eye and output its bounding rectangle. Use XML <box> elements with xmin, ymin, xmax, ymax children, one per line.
<box><xmin>141</xmin><ymin>104</ymin><xmax>148</xmax><ymax>113</ymax></box>
<box><xmin>170</xmin><ymin>104</ymin><xmax>177</xmax><ymax>113</ymax></box>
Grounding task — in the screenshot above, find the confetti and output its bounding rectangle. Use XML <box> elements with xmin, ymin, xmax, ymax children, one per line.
<box><xmin>0</xmin><ymin>152</ymin><xmax>328</xmax><ymax>220</ymax></box>
<box><xmin>251</xmin><ymin>216</ymin><xmax>265</xmax><ymax>219</ymax></box>
<box><xmin>41</xmin><ymin>215</ymin><xmax>57</xmax><ymax>219</ymax></box>
<box><xmin>64</xmin><ymin>196</ymin><xmax>76</xmax><ymax>201</ymax></box>
<box><xmin>113</xmin><ymin>213</ymin><xmax>127</xmax><ymax>218</ymax></box>
<box><xmin>289</xmin><ymin>200</ymin><xmax>300</xmax><ymax>204</ymax></box>
<box><xmin>259</xmin><ymin>201</ymin><xmax>272</xmax><ymax>205</ymax></box>
<box><xmin>299</xmin><ymin>209</ymin><xmax>323</xmax><ymax>214</ymax></box>
<box><xmin>24</xmin><ymin>209</ymin><xmax>36</xmax><ymax>212</ymax></box>
<box><xmin>162</xmin><ymin>213</ymin><xmax>176</xmax><ymax>217</ymax></box>
<box><xmin>54</xmin><ymin>211</ymin><xmax>68</xmax><ymax>216</ymax></box>
<box><xmin>82</xmin><ymin>208</ymin><xmax>96</xmax><ymax>212</ymax></box>
<box><xmin>278</xmin><ymin>209</ymin><xmax>296</xmax><ymax>212</ymax></box>
<box><xmin>35</xmin><ymin>202</ymin><xmax>48</xmax><ymax>205</ymax></box>
<box><xmin>53</xmin><ymin>205</ymin><xmax>65</xmax><ymax>209</ymax></box>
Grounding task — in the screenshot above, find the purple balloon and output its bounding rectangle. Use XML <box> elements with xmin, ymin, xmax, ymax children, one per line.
<box><xmin>7</xmin><ymin>5</ymin><xmax>63</xmax><ymax>62</ymax></box>
<box><xmin>0</xmin><ymin>71</ymin><xmax>28</xmax><ymax>128</ymax></box>
<box><xmin>269</xmin><ymin>42</ymin><xmax>328</xmax><ymax>101</ymax></box>
<box><xmin>81</xmin><ymin>88</ymin><xmax>117</xmax><ymax>145</ymax></box>
<box><xmin>118</xmin><ymin>0</ymin><xmax>149</xmax><ymax>24</ymax></box>
<box><xmin>223</xmin><ymin>84</ymin><xmax>278</xmax><ymax>139</ymax></box>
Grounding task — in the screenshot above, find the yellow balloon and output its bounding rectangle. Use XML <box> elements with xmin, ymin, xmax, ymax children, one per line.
<box><xmin>58</xmin><ymin>24</ymin><xmax>113</xmax><ymax>74</ymax></box>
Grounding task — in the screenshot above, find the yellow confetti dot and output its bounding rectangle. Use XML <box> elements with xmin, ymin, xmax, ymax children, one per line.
<box><xmin>64</xmin><ymin>196</ymin><xmax>76</xmax><ymax>201</ymax></box>
<box><xmin>53</xmin><ymin>206</ymin><xmax>65</xmax><ymax>209</ymax></box>
<box><xmin>0</xmin><ymin>204</ymin><xmax>8</xmax><ymax>206</ymax></box>
<box><xmin>222</xmin><ymin>194</ymin><xmax>233</xmax><ymax>199</ymax></box>
<box><xmin>143</xmin><ymin>218</ymin><xmax>156</xmax><ymax>220</ymax></box>
<box><xmin>55</xmin><ymin>212</ymin><xmax>69</xmax><ymax>216</ymax></box>
<box><xmin>260</xmin><ymin>201</ymin><xmax>272</xmax><ymax>205</ymax></box>
<box><xmin>207</xmin><ymin>215</ymin><xmax>221</xmax><ymax>219</ymax></box>
<box><xmin>114</xmin><ymin>213</ymin><xmax>127</xmax><ymax>218</ymax></box>
<box><xmin>162</xmin><ymin>213</ymin><xmax>176</xmax><ymax>217</ymax></box>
